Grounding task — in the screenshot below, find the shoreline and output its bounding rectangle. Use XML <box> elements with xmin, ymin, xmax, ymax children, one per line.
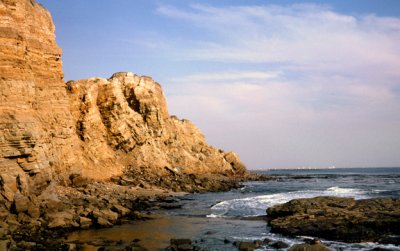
<box><xmin>2</xmin><ymin>171</ymin><xmax>399</xmax><ymax>250</ymax></box>
<box><xmin>1</xmin><ymin>172</ymin><xmax>272</xmax><ymax>250</ymax></box>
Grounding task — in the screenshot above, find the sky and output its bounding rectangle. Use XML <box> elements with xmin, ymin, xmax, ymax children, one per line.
<box><xmin>37</xmin><ymin>0</ymin><xmax>400</xmax><ymax>169</ymax></box>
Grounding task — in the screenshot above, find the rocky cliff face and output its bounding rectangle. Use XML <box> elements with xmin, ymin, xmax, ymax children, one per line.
<box><xmin>0</xmin><ymin>0</ymin><xmax>81</xmax><ymax>201</ymax></box>
<box><xmin>66</xmin><ymin>73</ymin><xmax>247</xmax><ymax>179</ymax></box>
<box><xmin>0</xmin><ymin>0</ymin><xmax>247</xmax><ymax>203</ymax></box>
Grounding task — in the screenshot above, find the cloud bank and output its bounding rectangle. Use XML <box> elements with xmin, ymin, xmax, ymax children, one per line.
<box><xmin>157</xmin><ymin>4</ymin><xmax>400</xmax><ymax>169</ymax></box>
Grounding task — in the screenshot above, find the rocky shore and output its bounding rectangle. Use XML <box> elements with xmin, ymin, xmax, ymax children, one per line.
<box><xmin>0</xmin><ymin>171</ymin><xmax>274</xmax><ymax>250</ymax></box>
<box><xmin>267</xmin><ymin>196</ymin><xmax>400</xmax><ymax>245</ymax></box>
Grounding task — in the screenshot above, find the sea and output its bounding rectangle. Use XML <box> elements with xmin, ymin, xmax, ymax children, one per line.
<box><xmin>68</xmin><ymin>167</ymin><xmax>400</xmax><ymax>250</ymax></box>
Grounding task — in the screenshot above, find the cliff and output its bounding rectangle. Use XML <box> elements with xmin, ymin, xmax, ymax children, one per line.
<box><xmin>0</xmin><ymin>0</ymin><xmax>247</xmax><ymax>205</ymax></box>
<box><xmin>0</xmin><ymin>0</ymin><xmax>81</xmax><ymax>201</ymax></box>
<box><xmin>66</xmin><ymin>73</ymin><xmax>246</xmax><ymax>180</ymax></box>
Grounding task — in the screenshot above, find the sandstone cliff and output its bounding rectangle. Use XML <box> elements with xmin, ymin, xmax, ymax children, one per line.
<box><xmin>67</xmin><ymin>73</ymin><xmax>246</xmax><ymax>179</ymax></box>
<box><xmin>0</xmin><ymin>0</ymin><xmax>80</xmax><ymax>201</ymax></box>
<box><xmin>0</xmin><ymin>0</ymin><xmax>247</xmax><ymax>204</ymax></box>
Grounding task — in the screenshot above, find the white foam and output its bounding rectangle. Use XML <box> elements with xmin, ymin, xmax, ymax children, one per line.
<box><xmin>326</xmin><ymin>186</ymin><xmax>365</xmax><ymax>194</ymax></box>
<box><xmin>208</xmin><ymin>187</ymin><xmax>369</xmax><ymax>218</ymax></box>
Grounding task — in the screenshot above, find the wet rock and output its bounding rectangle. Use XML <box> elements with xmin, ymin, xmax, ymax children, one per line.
<box><xmin>262</xmin><ymin>238</ymin><xmax>273</xmax><ymax>244</ymax></box>
<box><xmin>78</xmin><ymin>216</ymin><xmax>92</xmax><ymax>229</ymax></box>
<box><xmin>96</xmin><ymin>217</ymin><xmax>113</xmax><ymax>228</ymax></box>
<box><xmin>168</xmin><ymin>239</ymin><xmax>195</xmax><ymax>251</ymax></box>
<box><xmin>112</xmin><ymin>204</ymin><xmax>130</xmax><ymax>216</ymax></box>
<box><xmin>46</xmin><ymin>211</ymin><xmax>75</xmax><ymax>228</ymax></box>
<box><xmin>267</xmin><ymin>196</ymin><xmax>400</xmax><ymax>243</ymax></box>
<box><xmin>234</xmin><ymin>240</ymin><xmax>261</xmax><ymax>251</ymax></box>
<box><xmin>130</xmin><ymin>211</ymin><xmax>150</xmax><ymax>220</ymax></box>
<box><xmin>271</xmin><ymin>241</ymin><xmax>290</xmax><ymax>249</ymax></box>
<box><xmin>92</xmin><ymin>208</ymin><xmax>119</xmax><ymax>223</ymax></box>
<box><xmin>289</xmin><ymin>243</ymin><xmax>330</xmax><ymax>251</ymax></box>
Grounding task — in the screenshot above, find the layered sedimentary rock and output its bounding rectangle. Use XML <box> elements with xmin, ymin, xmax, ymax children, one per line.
<box><xmin>66</xmin><ymin>72</ymin><xmax>247</xmax><ymax>178</ymax></box>
<box><xmin>0</xmin><ymin>0</ymin><xmax>81</xmax><ymax>201</ymax></box>
<box><xmin>0</xmin><ymin>0</ymin><xmax>247</xmax><ymax>205</ymax></box>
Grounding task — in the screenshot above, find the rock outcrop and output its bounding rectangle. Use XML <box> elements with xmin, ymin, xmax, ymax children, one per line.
<box><xmin>267</xmin><ymin>196</ymin><xmax>400</xmax><ymax>243</ymax></box>
<box><xmin>0</xmin><ymin>0</ymin><xmax>81</xmax><ymax>202</ymax></box>
<box><xmin>0</xmin><ymin>0</ymin><xmax>247</xmax><ymax>205</ymax></box>
<box><xmin>66</xmin><ymin>72</ymin><xmax>247</xmax><ymax>179</ymax></box>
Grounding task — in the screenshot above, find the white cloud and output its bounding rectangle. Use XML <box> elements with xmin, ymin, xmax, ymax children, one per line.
<box><xmin>159</xmin><ymin>3</ymin><xmax>400</xmax><ymax>169</ymax></box>
<box><xmin>158</xmin><ymin>4</ymin><xmax>400</xmax><ymax>76</ymax></box>
<box><xmin>170</xmin><ymin>71</ymin><xmax>280</xmax><ymax>83</ymax></box>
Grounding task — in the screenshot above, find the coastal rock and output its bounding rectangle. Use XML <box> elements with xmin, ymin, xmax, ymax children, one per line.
<box><xmin>66</xmin><ymin>72</ymin><xmax>247</xmax><ymax>178</ymax></box>
<box><xmin>234</xmin><ymin>240</ymin><xmax>261</xmax><ymax>251</ymax></box>
<box><xmin>167</xmin><ymin>238</ymin><xmax>199</xmax><ymax>251</ymax></box>
<box><xmin>289</xmin><ymin>243</ymin><xmax>330</xmax><ymax>251</ymax></box>
<box><xmin>0</xmin><ymin>0</ymin><xmax>81</xmax><ymax>195</ymax></box>
<box><xmin>267</xmin><ymin>196</ymin><xmax>400</xmax><ymax>243</ymax></box>
<box><xmin>1</xmin><ymin>0</ymin><xmax>247</xmax><ymax>198</ymax></box>
<box><xmin>0</xmin><ymin>0</ymin><xmax>248</xmax><ymax>209</ymax></box>
<box><xmin>78</xmin><ymin>216</ymin><xmax>92</xmax><ymax>229</ymax></box>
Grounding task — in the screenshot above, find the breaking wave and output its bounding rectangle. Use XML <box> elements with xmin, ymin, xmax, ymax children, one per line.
<box><xmin>207</xmin><ymin>187</ymin><xmax>369</xmax><ymax>218</ymax></box>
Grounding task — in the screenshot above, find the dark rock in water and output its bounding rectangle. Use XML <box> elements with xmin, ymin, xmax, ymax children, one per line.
<box><xmin>262</xmin><ymin>238</ymin><xmax>273</xmax><ymax>244</ymax></box>
<box><xmin>234</xmin><ymin>240</ymin><xmax>261</xmax><ymax>251</ymax></box>
<box><xmin>267</xmin><ymin>196</ymin><xmax>400</xmax><ymax>243</ymax></box>
<box><xmin>271</xmin><ymin>241</ymin><xmax>290</xmax><ymax>249</ymax></box>
<box><xmin>379</xmin><ymin>235</ymin><xmax>400</xmax><ymax>245</ymax></box>
<box><xmin>167</xmin><ymin>238</ymin><xmax>199</xmax><ymax>251</ymax></box>
<box><xmin>170</xmin><ymin>239</ymin><xmax>192</xmax><ymax>246</ymax></box>
<box><xmin>289</xmin><ymin>243</ymin><xmax>330</xmax><ymax>251</ymax></box>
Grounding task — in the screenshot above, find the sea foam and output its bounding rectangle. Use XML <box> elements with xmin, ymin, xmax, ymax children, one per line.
<box><xmin>208</xmin><ymin>186</ymin><xmax>369</xmax><ymax>218</ymax></box>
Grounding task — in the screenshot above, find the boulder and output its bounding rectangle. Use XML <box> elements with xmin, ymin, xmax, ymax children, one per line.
<box><xmin>235</xmin><ymin>240</ymin><xmax>261</xmax><ymax>251</ymax></box>
<box><xmin>168</xmin><ymin>239</ymin><xmax>194</xmax><ymax>251</ymax></box>
<box><xmin>92</xmin><ymin>208</ymin><xmax>119</xmax><ymax>223</ymax></box>
<box><xmin>271</xmin><ymin>241</ymin><xmax>290</xmax><ymax>249</ymax></box>
<box><xmin>46</xmin><ymin>211</ymin><xmax>75</xmax><ymax>228</ymax></box>
<box><xmin>267</xmin><ymin>196</ymin><xmax>400</xmax><ymax>243</ymax></box>
<box><xmin>289</xmin><ymin>243</ymin><xmax>330</xmax><ymax>251</ymax></box>
<box><xmin>96</xmin><ymin>217</ymin><xmax>113</xmax><ymax>228</ymax></box>
<box><xmin>112</xmin><ymin>204</ymin><xmax>130</xmax><ymax>216</ymax></box>
<box><xmin>78</xmin><ymin>216</ymin><xmax>92</xmax><ymax>229</ymax></box>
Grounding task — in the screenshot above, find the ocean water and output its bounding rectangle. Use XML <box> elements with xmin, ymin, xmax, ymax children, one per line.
<box><xmin>69</xmin><ymin>167</ymin><xmax>400</xmax><ymax>250</ymax></box>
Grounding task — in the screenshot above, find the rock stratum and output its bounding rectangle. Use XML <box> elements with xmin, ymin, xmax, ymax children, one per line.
<box><xmin>0</xmin><ymin>0</ymin><xmax>246</xmax><ymax>208</ymax></box>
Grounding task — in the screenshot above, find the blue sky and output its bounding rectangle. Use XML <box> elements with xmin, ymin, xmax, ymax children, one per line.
<box><xmin>37</xmin><ymin>0</ymin><xmax>400</xmax><ymax>169</ymax></box>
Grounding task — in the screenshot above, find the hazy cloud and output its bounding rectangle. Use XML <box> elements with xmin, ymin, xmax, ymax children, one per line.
<box><xmin>158</xmin><ymin>4</ymin><xmax>400</xmax><ymax>169</ymax></box>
